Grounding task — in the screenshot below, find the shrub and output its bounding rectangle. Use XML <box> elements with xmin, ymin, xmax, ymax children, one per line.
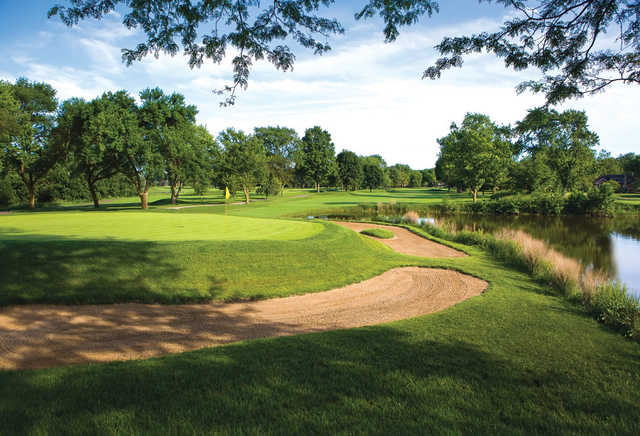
<box><xmin>586</xmin><ymin>282</ymin><xmax>640</xmax><ymax>338</ymax></box>
<box><xmin>360</xmin><ymin>228</ymin><xmax>395</xmax><ymax>239</ymax></box>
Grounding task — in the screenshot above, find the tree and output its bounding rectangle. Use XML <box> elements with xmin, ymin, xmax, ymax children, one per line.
<box><xmin>408</xmin><ymin>170</ymin><xmax>422</xmax><ymax>188</ymax></box>
<box><xmin>362</xmin><ymin>163</ymin><xmax>384</xmax><ymax>192</ymax></box>
<box><xmin>596</xmin><ymin>151</ymin><xmax>623</xmax><ymax>176</ymax></box>
<box><xmin>438</xmin><ymin>113</ymin><xmax>513</xmax><ymax>202</ymax></box>
<box><xmin>388</xmin><ymin>164</ymin><xmax>411</xmax><ymax>187</ymax></box>
<box><xmin>0</xmin><ymin>78</ymin><xmax>62</xmax><ymax>209</ymax></box>
<box><xmin>136</xmin><ymin>88</ymin><xmax>198</xmax><ymax>205</ymax></box>
<box><xmin>421</xmin><ymin>168</ymin><xmax>436</xmax><ymax>186</ymax></box>
<box><xmin>50</xmin><ymin>1</ymin><xmax>640</xmax><ymax>105</ymax></box>
<box><xmin>114</xmin><ymin>90</ymin><xmax>155</xmax><ymax>209</ymax></box>
<box><xmin>336</xmin><ymin>150</ymin><xmax>363</xmax><ymax>191</ymax></box>
<box><xmin>254</xmin><ymin>126</ymin><xmax>299</xmax><ymax>196</ymax></box>
<box><xmin>56</xmin><ymin>94</ymin><xmax>134</xmax><ymax>208</ymax></box>
<box><xmin>516</xmin><ymin>108</ymin><xmax>598</xmax><ymax>192</ymax></box>
<box><xmin>299</xmin><ymin>126</ymin><xmax>336</xmax><ymax>192</ymax></box>
<box><xmin>218</xmin><ymin>128</ymin><xmax>265</xmax><ymax>204</ymax></box>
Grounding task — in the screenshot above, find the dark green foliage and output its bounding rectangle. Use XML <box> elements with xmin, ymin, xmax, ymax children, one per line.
<box><xmin>255</xmin><ymin>126</ymin><xmax>300</xmax><ymax>194</ymax></box>
<box><xmin>336</xmin><ymin>150</ymin><xmax>362</xmax><ymax>191</ymax></box>
<box><xmin>299</xmin><ymin>126</ymin><xmax>336</xmax><ymax>192</ymax></box>
<box><xmin>0</xmin><ymin>78</ymin><xmax>61</xmax><ymax>208</ymax></box>
<box><xmin>437</xmin><ymin>113</ymin><xmax>513</xmax><ymax>202</ymax></box>
<box><xmin>218</xmin><ymin>128</ymin><xmax>266</xmax><ymax>203</ymax></box>
<box><xmin>362</xmin><ymin>163</ymin><xmax>384</xmax><ymax>192</ymax></box>
<box><xmin>424</xmin><ymin>1</ymin><xmax>640</xmax><ymax>104</ymax></box>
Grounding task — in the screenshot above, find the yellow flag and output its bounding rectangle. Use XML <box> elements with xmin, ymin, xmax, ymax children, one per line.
<box><xmin>225</xmin><ymin>186</ymin><xmax>230</xmax><ymax>200</ymax></box>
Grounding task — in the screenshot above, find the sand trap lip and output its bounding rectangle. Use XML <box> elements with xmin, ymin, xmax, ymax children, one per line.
<box><xmin>333</xmin><ymin>221</ymin><xmax>466</xmax><ymax>258</ymax></box>
<box><xmin>0</xmin><ymin>267</ymin><xmax>486</xmax><ymax>370</ymax></box>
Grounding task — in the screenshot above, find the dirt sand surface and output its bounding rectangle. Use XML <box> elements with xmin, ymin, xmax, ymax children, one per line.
<box><xmin>0</xmin><ymin>268</ymin><xmax>486</xmax><ymax>370</ymax></box>
<box><xmin>333</xmin><ymin>221</ymin><xmax>465</xmax><ymax>258</ymax></box>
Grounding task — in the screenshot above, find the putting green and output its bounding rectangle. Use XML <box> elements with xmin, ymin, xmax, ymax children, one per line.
<box><xmin>0</xmin><ymin>212</ymin><xmax>322</xmax><ymax>242</ymax></box>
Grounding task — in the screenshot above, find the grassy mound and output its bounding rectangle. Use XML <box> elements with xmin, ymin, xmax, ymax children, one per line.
<box><xmin>360</xmin><ymin>228</ymin><xmax>395</xmax><ymax>239</ymax></box>
<box><xmin>0</xmin><ymin>215</ymin><xmax>423</xmax><ymax>305</ymax></box>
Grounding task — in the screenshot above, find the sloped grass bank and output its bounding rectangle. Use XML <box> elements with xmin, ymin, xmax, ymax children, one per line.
<box><xmin>1</xmin><ymin>251</ymin><xmax>639</xmax><ymax>434</ymax></box>
<box><xmin>0</xmin><ymin>218</ymin><xmax>423</xmax><ymax>305</ymax></box>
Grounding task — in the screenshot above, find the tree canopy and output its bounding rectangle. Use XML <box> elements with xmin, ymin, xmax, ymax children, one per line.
<box><xmin>49</xmin><ymin>0</ymin><xmax>640</xmax><ymax>105</ymax></box>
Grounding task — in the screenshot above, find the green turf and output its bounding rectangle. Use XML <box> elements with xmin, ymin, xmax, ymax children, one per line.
<box><xmin>1</xmin><ymin>188</ymin><xmax>640</xmax><ymax>433</ymax></box>
<box><xmin>360</xmin><ymin>228</ymin><xmax>395</xmax><ymax>239</ymax></box>
<box><xmin>1</xmin><ymin>247</ymin><xmax>639</xmax><ymax>434</ymax></box>
<box><xmin>0</xmin><ymin>211</ymin><xmax>322</xmax><ymax>242</ymax></box>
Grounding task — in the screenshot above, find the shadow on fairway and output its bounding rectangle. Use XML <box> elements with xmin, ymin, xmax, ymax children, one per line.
<box><xmin>0</xmin><ymin>238</ymin><xmax>227</xmax><ymax>305</ymax></box>
<box><xmin>1</xmin><ymin>327</ymin><xmax>638</xmax><ymax>434</ymax></box>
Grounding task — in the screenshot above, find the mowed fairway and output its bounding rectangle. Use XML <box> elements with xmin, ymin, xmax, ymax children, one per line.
<box><xmin>1</xmin><ymin>191</ymin><xmax>639</xmax><ymax>434</ymax></box>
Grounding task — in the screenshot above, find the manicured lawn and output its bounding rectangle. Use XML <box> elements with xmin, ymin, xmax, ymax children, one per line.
<box><xmin>360</xmin><ymin>228</ymin><xmax>395</xmax><ymax>239</ymax></box>
<box><xmin>0</xmin><ymin>211</ymin><xmax>429</xmax><ymax>305</ymax></box>
<box><xmin>1</xmin><ymin>188</ymin><xmax>639</xmax><ymax>434</ymax></box>
<box><xmin>0</xmin><ymin>211</ymin><xmax>322</xmax><ymax>242</ymax></box>
<box><xmin>1</xmin><ymin>247</ymin><xmax>639</xmax><ymax>434</ymax></box>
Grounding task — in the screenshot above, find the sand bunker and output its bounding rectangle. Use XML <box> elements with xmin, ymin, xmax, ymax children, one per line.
<box><xmin>333</xmin><ymin>221</ymin><xmax>465</xmax><ymax>258</ymax></box>
<box><xmin>0</xmin><ymin>268</ymin><xmax>486</xmax><ymax>370</ymax></box>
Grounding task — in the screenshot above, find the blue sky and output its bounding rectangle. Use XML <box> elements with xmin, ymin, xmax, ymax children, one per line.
<box><xmin>1</xmin><ymin>0</ymin><xmax>638</xmax><ymax>168</ymax></box>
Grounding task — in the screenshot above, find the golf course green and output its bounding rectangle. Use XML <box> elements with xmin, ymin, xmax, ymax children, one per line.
<box><xmin>0</xmin><ymin>188</ymin><xmax>639</xmax><ymax>434</ymax></box>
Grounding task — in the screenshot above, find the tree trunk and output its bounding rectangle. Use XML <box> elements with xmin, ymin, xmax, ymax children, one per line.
<box><xmin>88</xmin><ymin>182</ymin><xmax>100</xmax><ymax>209</ymax></box>
<box><xmin>140</xmin><ymin>191</ymin><xmax>149</xmax><ymax>209</ymax></box>
<box><xmin>170</xmin><ymin>185</ymin><xmax>177</xmax><ymax>204</ymax></box>
<box><xmin>472</xmin><ymin>189</ymin><xmax>478</xmax><ymax>203</ymax></box>
<box><xmin>316</xmin><ymin>183</ymin><xmax>320</xmax><ymax>193</ymax></box>
<box><xmin>28</xmin><ymin>185</ymin><xmax>35</xmax><ymax>209</ymax></box>
<box><xmin>280</xmin><ymin>184</ymin><xmax>285</xmax><ymax>197</ymax></box>
<box><xmin>243</xmin><ymin>186</ymin><xmax>250</xmax><ymax>204</ymax></box>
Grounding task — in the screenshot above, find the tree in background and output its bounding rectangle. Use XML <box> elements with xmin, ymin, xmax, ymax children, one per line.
<box><xmin>56</xmin><ymin>94</ymin><xmax>134</xmax><ymax>208</ymax></box>
<box><xmin>254</xmin><ymin>126</ymin><xmax>299</xmax><ymax>196</ymax></box>
<box><xmin>516</xmin><ymin>108</ymin><xmax>598</xmax><ymax>192</ymax></box>
<box><xmin>421</xmin><ymin>168</ymin><xmax>436</xmax><ymax>187</ymax></box>
<box><xmin>137</xmin><ymin>88</ymin><xmax>199</xmax><ymax>205</ymax></box>
<box><xmin>115</xmin><ymin>90</ymin><xmax>156</xmax><ymax>209</ymax></box>
<box><xmin>51</xmin><ymin>1</ymin><xmax>640</xmax><ymax>105</ymax></box>
<box><xmin>299</xmin><ymin>126</ymin><xmax>336</xmax><ymax>192</ymax></box>
<box><xmin>438</xmin><ymin>113</ymin><xmax>513</xmax><ymax>202</ymax></box>
<box><xmin>408</xmin><ymin>170</ymin><xmax>422</xmax><ymax>188</ymax></box>
<box><xmin>596</xmin><ymin>151</ymin><xmax>624</xmax><ymax>177</ymax></box>
<box><xmin>362</xmin><ymin>163</ymin><xmax>384</xmax><ymax>192</ymax></box>
<box><xmin>0</xmin><ymin>78</ymin><xmax>62</xmax><ymax>209</ymax></box>
<box><xmin>336</xmin><ymin>150</ymin><xmax>362</xmax><ymax>191</ymax></box>
<box><xmin>388</xmin><ymin>164</ymin><xmax>411</xmax><ymax>188</ymax></box>
<box><xmin>218</xmin><ymin>129</ymin><xmax>265</xmax><ymax>204</ymax></box>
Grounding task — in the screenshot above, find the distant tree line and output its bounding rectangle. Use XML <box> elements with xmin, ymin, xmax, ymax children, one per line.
<box><xmin>436</xmin><ymin>109</ymin><xmax>640</xmax><ymax>202</ymax></box>
<box><xmin>0</xmin><ymin>78</ymin><xmax>437</xmax><ymax>209</ymax></box>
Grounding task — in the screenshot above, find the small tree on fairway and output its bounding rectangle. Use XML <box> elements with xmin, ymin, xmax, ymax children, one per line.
<box><xmin>0</xmin><ymin>78</ymin><xmax>63</xmax><ymax>209</ymax></box>
<box><xmin>219</xmin><ymin>128</ymin><xmax>265</xmax><ymax>204</ymax></box>
<box><xmin>438</xmin><ymin>113</ymin><xmax>513</xmax><ymax>202</ymax></box>
<box><xmin>336</xmin><ymin>150</ymin><xmax>362</xmax><ymax>191</ymax></box>
<box><xmin>300</xmin><ymin>126</ymin><xmax>335</xmax><ymax>192</ymax></box>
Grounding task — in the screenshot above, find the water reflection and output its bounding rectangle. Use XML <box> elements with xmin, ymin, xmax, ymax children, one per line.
<box><xmin>432</xmin><ymin>214</ymin><xmax>640</xmax><ymax>298</ymax></box>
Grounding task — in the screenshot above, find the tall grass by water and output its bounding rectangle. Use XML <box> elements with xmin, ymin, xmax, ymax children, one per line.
<box><xmin>414</xmin><ymin>217</ymin><xmax>640</xmax><ymax>341</ymax></box>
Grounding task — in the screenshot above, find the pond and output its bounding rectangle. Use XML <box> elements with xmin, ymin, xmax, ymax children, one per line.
<box><xmin>429</xmin><ymin>214</ymin><xmax>640</xmax><ymax>298</ymax></box>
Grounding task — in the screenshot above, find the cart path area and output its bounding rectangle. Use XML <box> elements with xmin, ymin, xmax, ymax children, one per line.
<box><xmin>332</xmin><ymin>221</ymin><xmax>466</xmax><ymax>258</ymax></box>
<box><xmin>0</xmin><ymin>267</ymin><xmax>486</xmax><ymax>370</ymax></box>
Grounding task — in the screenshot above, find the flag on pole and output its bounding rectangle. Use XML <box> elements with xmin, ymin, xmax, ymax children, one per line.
<box><xmin>225</xmin><ymin>186</ymin><xmax>230</xmax><ymax>200</ymax></box>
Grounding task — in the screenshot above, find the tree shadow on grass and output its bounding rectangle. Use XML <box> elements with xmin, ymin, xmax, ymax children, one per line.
<box><xmin>0</xmin><ymin>238</ymin><xmax>227</xmax><ymax>305</ymax></box>
<box><xmin>1</xmin><ymin>326</ymin><xmax>638</xmax><ymax>434</ymax></box>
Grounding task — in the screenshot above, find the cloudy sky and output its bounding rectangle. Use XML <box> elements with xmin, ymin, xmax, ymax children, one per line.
<box><xmin>1</xmin><ymin>0</ymin><xmax>638</xmax><ymax>169</ymax></box>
